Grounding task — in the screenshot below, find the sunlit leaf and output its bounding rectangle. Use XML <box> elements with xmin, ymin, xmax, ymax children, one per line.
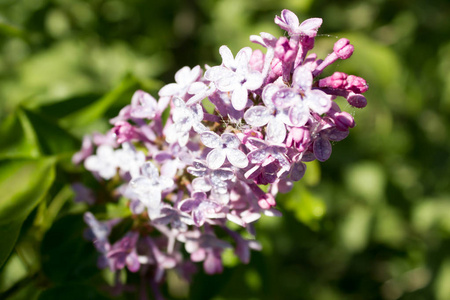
<box><xmin>283</xmin><ymin>183</ymin><xmax>326</xmax><ymax>230</ymax></box>
<box><xmin>0</xmin><ymin>157</ymin><xmax>56</xmax><ymax>267</ymax></box>
<box><xmin>59</xmin><ymin>75</ymin><xmax>141</xmax><ymax>132</ymax></box>
<box><xmin>0</xmin><ymin>109</ymin><xmax>41</xmax><ymax>159</ymax></box>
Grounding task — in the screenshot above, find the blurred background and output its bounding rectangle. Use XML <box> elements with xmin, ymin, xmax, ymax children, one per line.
<box><xmin>0</xmin><ymin>0</ymin><xmax>450</xmax><ymax>299</ymax></box>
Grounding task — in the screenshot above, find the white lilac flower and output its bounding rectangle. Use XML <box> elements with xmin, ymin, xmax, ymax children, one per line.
<box><xmin>130</xmin><ymin>162</ymin><xmax>174</xmax><ymax>218</ymax></box>
<box><xmin>200</xmin><ymin>131</ymin><xmax>248</xmax><ymax>170</ymax></box>
<box><xmin>115</xmin><ymin>142</ymin><xmax>146</xmax><ymax>179</ymax></box>
<box><xmin>84</xmin><ymin>145</ymin><xmax>118</xmax><ymax>180</ymax></box>
<box><xmin>165</xmin><ymin>97</ymin><xmax>206</xmax><ymax>146</ymax></box>
<box><xmin>204</xmin><ymin>46</ymin><xmax>263</xmax><ymax>111</ymax></box>
<box><xmin>159</xmin><ymin>65</ymin><xmax>203</xmax><ymax>98</ymax></box>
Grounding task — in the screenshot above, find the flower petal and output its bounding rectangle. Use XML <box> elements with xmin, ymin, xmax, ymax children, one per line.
<box><xmin>205</xmin><ymin>66</ymin><xmax>226</xmax><ymax>82</ymax></box>
<box><xmin>226</xmin><ymin>148</ymin><xmax>249</xmax><ymax>168</ymax></box>
<box><xmin>289</xmin><ymin>104</ymin><xmax>309</xmax><ymax>127</ymax></box>
<box><xmin>179</xmin><ymin>199</ymin><xmax>201</xmax><ymax>213</ymax></box>
<box><xmin>244</xmin><ymin>106</ymin><xmax>272</xmax><ymax>127</ymax></box>
<box><xmin>292</xmin><ymin>66</ymin><xmax>313</xmax><ymax>91</ymax></box>
<box><xmin>219</xmin><ymin>45</ymin><xmax>236</xmax><ymax>70</ymax></box>
<box><xmin>305</xmin><ymin>90</ymin><xmax>332</xmax><ymax>114</ymax></box>
<box><xmin>231</xmin><ymin>85</ymin><xmax>248</xmax><ymax>111</ymax></box>
<box><xmin>200</xmin><ymin>131</ymin><xmax>222</xmax><ymax>148</ymax></box>
<box><xmin>266</xmin><ymin>117</ymin><xmax>286</xmax><ymax>144</ymax></box>
<box><xmin>243</xmin><ymin>70</ymin><xmax>263</xmax><ymax>91</ymax></box>
<box><xmin>221</xmin><ymin>133</ymin><xmax>241</xmax><ymax>149</ymax></box>
<box><xmin>247</xmin><ymin>149</ymin><xmax>269</xmax><ymax>164</ymax></box>
<box><xmin>159</xmin><ymin>83</ymin><xmax>180</xmax><ymax>97</ymax></box>
<box><xmin>313</xmin><ymin>137</ymin><xmax>332</xmax><ymax>162</ymax></box>
<box><xmin>207</xmin><ymin>149</ymin><xmax>227</xmax><ymax>169</ymax></box>
<box><xmin>299</xmin><ymin>18</ymin><xmax>323</xmax><ymax>37</ymax></box>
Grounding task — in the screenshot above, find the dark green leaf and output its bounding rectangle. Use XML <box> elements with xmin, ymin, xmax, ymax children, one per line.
<box><xmin>108</xmin><ymin>217</ymin><xmax>134</xmax><ymax>244</ymax></box>
<box><xmin>41</xmin><ymin>214</ymin><xmax>100</xmax><ymax>283</ymax></box>
<box><xmin>37</xmin><ymin>284</ymin><xmax>111</xmax><ymax>300</ymax></box>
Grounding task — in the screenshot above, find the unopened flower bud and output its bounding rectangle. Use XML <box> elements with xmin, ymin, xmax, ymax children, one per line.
<box><xmin>286</xmin><ymin>127</ymin><xmax>311</xmax><ymax>152</ymax></box>
<box><xmin>333</xmin><ymin>38</ymin><xmax>354</xmax><ymax>59</ymax></box>
<box><xmin>346</xmin><ymin>75</ymin><xmax>369</xmax><ymax>93</ymax></box>
<box><xmin>332</xmin><ymin>111</ymin><xmax>355</xmax><ymax>130</ymax></box>
<box><xmin>346</xmin><ymin>92</ymin><xmax>367</xmax><ymax>108</ymax></box>
<box><xmin>318</xmin><ymin>72</ymin><xmax>348</xmax><ymax>89</ymax></box>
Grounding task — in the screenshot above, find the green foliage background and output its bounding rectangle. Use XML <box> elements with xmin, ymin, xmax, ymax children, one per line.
<box><xmin>0</xmin><ymin>0</ymin><xmax>449</xmax><ymax>299</ymax></box>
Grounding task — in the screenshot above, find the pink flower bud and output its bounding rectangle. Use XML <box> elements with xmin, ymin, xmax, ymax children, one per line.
<box><xmin>275</xmin><ymin>37</ymin><xmax>296</xmax><ymax>62</ymax></box>
<box><xmin>346</xmin><ymin>75</ymin><xmax>369</xmax><ymax>93</ymax></box>
<box><xmin>333</xmin><ymin>38</ymin><xmax>354</xmax><ymax>60</ymax></box>
<box><xmin>318</xmin><ymin>72</ymin><xmax>348</xmax><ymax>89</ymax></box>
<box><xmin>112</xmin><ymin>121</ymin><xmax>138</xmax><ymax>144</ymax></box>
<box><xmin>271</xmin><ymin>57</ymin><xmax>283</xmax><ymax>76</ymax></box>
<box><xmin>286</xmin><ymin>127</ymin><xmax>311</xmax><ymax>152</ymax></box>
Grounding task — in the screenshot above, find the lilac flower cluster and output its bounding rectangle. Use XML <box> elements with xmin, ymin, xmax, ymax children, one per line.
<box><xmin>73</xmin><ymin>9</ymin><xmax>368</xmax><ymax>293</ymax></box>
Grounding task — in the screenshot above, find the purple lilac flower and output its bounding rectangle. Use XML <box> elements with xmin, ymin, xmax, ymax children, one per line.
<box><xmin>178</xmin><ymin>191</ymin><xmax>224</xmax><ymax>227</ymax></box>
<box><xmin>187</xmin><ymin>160</ymin><xmax>234</xmax><ymax>204</ymax></box>
<box><xmin>107</xmin><ymin>232</ymin><xmax>140</xmax><ymax>272</ymax></box>
<box><xmin>74</xmin><ymin>8</ymin><xmax>369</xmax><ymax>291</ymax></box>
<box><xmin>244</xmin><ymin>83</ymin><xmax>294</xmax><ymax>143</ymax></box>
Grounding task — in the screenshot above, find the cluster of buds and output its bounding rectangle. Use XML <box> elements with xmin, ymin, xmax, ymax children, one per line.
<box><xmin>73</xmin><ymin>9</ymin><xmax>368</xmax><ymax>294</ymax></box>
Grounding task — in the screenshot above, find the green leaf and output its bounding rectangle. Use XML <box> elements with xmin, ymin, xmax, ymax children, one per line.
<box><xmin>37</xmin><ymin>284</ymin><xmax>110</xmax><ymax>300</ymax></box>
<box><xmin>34</xmin><ymin>94</ymin><xmax>104</xmax><ymax>120</ymax></box>
<box><xmin>0</xmin><ymin>21</ymin><xmax>25</xmax><ymax>38</ymax></box>
<box><xmin>108</xmin><ymin>217</ymin><xmax>134</xmax><ymax>244</ymax></box>
<box><xmin>0</xmin><ymin>219</ymin><xmax>23</xmax><ymax>271</ymax></box>
<box><xmin>0</xmin><ymin>109</ymin><xmax>41</xmax><ymax>159</ymax></box>
<box><xmin>41</xmin><ymin>214</ymin><xmax>100</xmax><ymax>283</ymax></box>
<box><xmin>59</xmin><ymin>75</ymin><xmax>141</xmax><ymax>132</ymax></box>
<box><xmin>21</xmin><ymin>108</ymin><xmax>80</xmax><ymax>156</ymax></box>
<box><xmin>283</xmin><ymin>183</ymin><xmax>326</xmax><ymax>230</ymax></box>
<box><xmin>0</xmin><ymin>157</ymin><xmax>56</xmax><ymax>267</ymax></box>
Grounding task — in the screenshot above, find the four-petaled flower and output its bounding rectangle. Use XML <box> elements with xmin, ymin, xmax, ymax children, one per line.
<box><xmin>159</xmin><ymin>65</ymin><xmax>203</xmax><ymax>98</ymax></box>
<box><xmin>288</xmin><ymin>66</ymin><xmax>333</xmax><ymax>126</ymax></box>
<box><xmin>205</xmin><ymin>46</ymin><xmax>263</xmax><ymax>111</ymax></box>
<box><xmin>130</xmin><ymin>162</ymin><xmax>174</xmax><ymax>218</ymax></box>
<box><xmin>178</xmin><ymin>191</ymin><xmax>223</xmax><ymax>226</ymax></box>
<box><xmin>275</xmin><ymin>9</ymin><xmax>322</xmax><ymax>37</ymax></box>
<box><xmin>165</xmin><ymin>97</ymin><xmax>206</xmax><ymax>146</ymax></box>
<box><xmin>244</xmin><ymin>83</ymin><xmax>295</xmax><ymax>143</ymax></box>
<box><xmin>200</xmin><ymin>131</ymin><xmax>248</xmax><ymax>170</ymax></box>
